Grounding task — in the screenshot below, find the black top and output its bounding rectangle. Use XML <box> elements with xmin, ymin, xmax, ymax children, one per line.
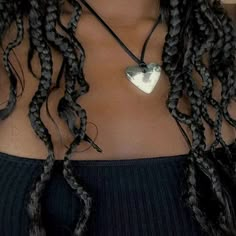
<box><xmin>0</xmin><ymin>143</ymin><xmax>235</xmax><ymax>236</ymax></box>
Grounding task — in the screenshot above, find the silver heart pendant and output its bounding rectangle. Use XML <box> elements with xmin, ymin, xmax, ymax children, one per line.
<box><xmin>125</xmin><ymin>63</ymin><xmax>162</xmax><ymax>94</ymax></box>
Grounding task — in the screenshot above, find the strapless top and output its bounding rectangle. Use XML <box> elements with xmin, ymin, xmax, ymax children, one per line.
<box><xmin>0</xmin><ymin>142</ymin><xmax>235</xmax><ymax>236</ymax></box>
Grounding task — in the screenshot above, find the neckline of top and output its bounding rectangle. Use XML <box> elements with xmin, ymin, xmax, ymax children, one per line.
<box><xmin>0</xmin><ymin>141</ymin><xmax>235</xmax><ymax>166</ymax></box>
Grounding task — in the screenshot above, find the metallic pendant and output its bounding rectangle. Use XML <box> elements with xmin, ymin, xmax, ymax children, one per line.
<box><xmin>125</xmin><ymin>63</ymin><xmax>162</xmax><ymax>94</ymax></box>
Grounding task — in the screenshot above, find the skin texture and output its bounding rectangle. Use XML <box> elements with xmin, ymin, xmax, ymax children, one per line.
<box><xmin>224</xmin><ymin>3</ymin><xmax>236</xmax><ymax>22</ymax></box>
<box><xmin>0</xmin><ymin>1</ymin><xmax>235</xmax><ymax>160</ymax></box>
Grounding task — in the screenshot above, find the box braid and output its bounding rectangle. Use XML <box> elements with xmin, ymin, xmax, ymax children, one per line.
<box><xmin>0</xmin><ymin>1</ymin><xmax>23</xmax><ymax>120</ymax></box>
<box><xmin>162</xmin><ymin>0</ymin><xmax>236</xmax><ymax>235</ymax></box>
<box><xmin>1</xmin><ymin>0</ymin><xmax>236</xmax><ymax>235</ymax></box>
<box><xmin>193</xmin><ymin>0</ymin><xmax>236</xmax><ymax>190</ymax></box>
<box><xmin>211</xmin><ymin>1</ymin><xmax>236</xmax><ymax>170</ymax></box>
<box><xmin>211</xmin><ymin>1</ymin><xmax>236</xmax><ymax>127</ymax></box>
<box><xmin>56</xmin><ymin>0</ymin><xmax>102</xmax><ymax>151</ymax></box>
<box><xmin>0</xmin><ymin>2</ymin><xmax>15</xmax><ymax>41</ymax></box>
<box><xmin>197</xmin><ymin>0</ymin><xmax>232</xmax><ymax>156</ymax></box>
<box><xmin>193</xmin><ymin>4</ymin><xmax>216</xmax><ymax>130</ymax></box>
<box><xmin>161</xmin><ymin>1</ymin><xmax>211</xmax><ymax>233</ymax></box>
<box><xmin>26</xmin><ymin>0</ymin><xmax>56</xmax><ymax>235</ymax></box>
<box><xmin>161</xmin><ymin>1</ymin><xmax>213</xmax><ymax>233</ymax></box>
<box><xmin>45</xmin><ymin>0</ymin><xmax>99</xmax><ymax>235</ymax></box>
<box><xmin>179</xmin><ymin>9</ymin><xmax>222</xmax><ymax>234</ymax></box>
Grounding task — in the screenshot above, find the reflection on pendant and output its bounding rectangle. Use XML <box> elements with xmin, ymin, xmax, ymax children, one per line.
<box><xmin>125</xmin><ymin>63</ymin><xmax>162</xmax><ymax>94</ymax></box>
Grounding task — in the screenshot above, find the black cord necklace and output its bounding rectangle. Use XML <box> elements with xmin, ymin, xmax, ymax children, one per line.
<box><xmin>78</xmin><ymin>0</ymin><xmax>162</xmax><ymax>94</ymax></box>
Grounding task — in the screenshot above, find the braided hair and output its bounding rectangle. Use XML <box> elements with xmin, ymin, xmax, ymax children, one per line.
<box><xmin>0</xmin><ymin>0</ymin><xmax>236</xmax><ymax>235</ymax></box>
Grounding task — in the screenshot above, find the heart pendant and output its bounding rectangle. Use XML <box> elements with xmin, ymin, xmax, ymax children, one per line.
<box><xmin>125</xmin><ymin>63</ymin><xmax>162</xmax><ymax>94</ymax></box>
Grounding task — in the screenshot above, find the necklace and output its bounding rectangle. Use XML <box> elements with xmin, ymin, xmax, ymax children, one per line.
<box><xmin>78</xmin><ymin>0</ymin><xmax>162</xmax><ymax>94</ymax></box>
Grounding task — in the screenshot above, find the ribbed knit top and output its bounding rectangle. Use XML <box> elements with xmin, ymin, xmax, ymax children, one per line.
<box><xmin>0</xmin><ymin>143</ymin><xmax>235</xmax><ymax>236</ymax></box>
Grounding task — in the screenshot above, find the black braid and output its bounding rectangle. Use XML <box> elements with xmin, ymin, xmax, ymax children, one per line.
<box><xmin>193</xmin><ymin>0</ymin><xmax>236</xmax><ymax>178</ymax></box>
<box><xmin>66</xmin><ymin>0</ymin><xmax>82</xmax><ymax>33</ymax></box>
<box><xmin>200</xmin><ymin>0</ymin><xmax>236</xmax><ymax>176</ymax></box>
<box><xmin>45</xmin><ymin>0</ymin><xmax>95</xmax><ymax>234</ymax></box>
<box><xmin>0</xmin><ymin>2</ymin><xmax>15</xmax><ymax>42</ymax></box>
<box><xmin>55</xmin><ymin>0</ymin><xmax>103</xmax><ymax>151</ymax></box>
<box><xmin>163</xmin><ymin>0</ymin><xmax>193</xmax><ymax>127</ymax></box>
<box><xmin>190</xmin><ymin>0</ymin><xmax>236</xmax><ymax>233</ymax></box>
<box><xmin>162</xmin><ymin>3</ymin><xmax>210</xmax><ymax>232</ymax></box>
<box><xmin>211</xmin><ymin>1</ymin><xmax>236</xmax><ymax>128</ymax></box>
<box><xmin>163</xmin><ymin>0</ymin><xmax>236</xmax><ymax>235</ymax></box>
<box><xmin>181</xmin><ymin>13</ymin><xmax>220</xmax><ymax>233</ymax></box>
<box><xmin>162</xmin><ymin>2</ymin><xmax>211</xmax><ymax>233</ymax></box>
<box><xmin>26</xmin><ymin>0</ymin><xmax>55</xmax><ymax>235</ymax></box>
<box><xmin>187</xmin><ymin>73</ymin><xmax>236</xmax><ymax>235</ymax></box>
<box><xmin>197</xmin><ymin>0</ymin><xmax>224</xmax><ymax>149</ymax></box>
<box><xmin>0</xmin><ymin>2</ymin><xmax>23</xmax><ymax>120</ymax></box>
<box><xmin>1</xmin><ymin>0</ymin><xmax>236</xmax><ymax>235</ymax></box>
<box><xmin>193</xmin><ymin>5</ymin><xmax>215</xmax><ymax>130</ymax></box>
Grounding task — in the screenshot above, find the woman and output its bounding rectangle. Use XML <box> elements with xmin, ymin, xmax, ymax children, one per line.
<box><xmin>0</xmin><ymin>0</ymin><xmax>236</xmax><ymax>235</ymax></box>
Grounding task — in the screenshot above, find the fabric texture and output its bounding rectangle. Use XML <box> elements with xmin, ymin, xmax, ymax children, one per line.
<box><xmin>0</xmin><ymin>143</ymin><xmax>235</xmax><ymax>236</ymax></box>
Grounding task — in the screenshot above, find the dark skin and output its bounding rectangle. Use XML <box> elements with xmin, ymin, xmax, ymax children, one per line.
<box><xmin>0</xmin><ymin>1</ymin><xmax>235</xmax><ymax>160</ymax></box>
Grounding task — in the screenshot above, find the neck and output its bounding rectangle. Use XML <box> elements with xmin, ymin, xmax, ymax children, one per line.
<box><xmin>73</xmin><ymin>0</ymin><xmax>160</xmax><ymax>24</ymax></box>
